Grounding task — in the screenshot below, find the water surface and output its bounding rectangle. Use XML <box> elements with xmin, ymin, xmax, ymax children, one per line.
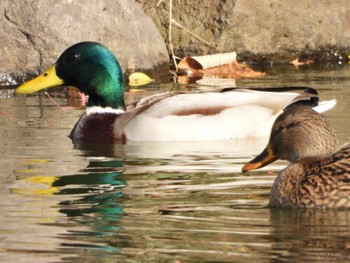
<box><xmin>0</xmin><ymin>64</ymin><xmax>350</xmax><ymax>262</ymax></box>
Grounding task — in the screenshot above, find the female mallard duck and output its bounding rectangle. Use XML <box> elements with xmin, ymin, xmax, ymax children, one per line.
<box><xmin>15</xmin><ymin>42</ymin><xmax>336</xmax><ymax>143</ymax></box>
<box><xmin>242</xmin><ymin>102</ymin><xmax>350</xmax><ymax>208</ymax></box>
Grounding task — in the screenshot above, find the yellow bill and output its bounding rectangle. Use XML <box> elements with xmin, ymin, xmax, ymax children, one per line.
<box><xmin>15</xmin><ymin>64</ymin><xmax>64</xmax><ymax>94</ymax></box>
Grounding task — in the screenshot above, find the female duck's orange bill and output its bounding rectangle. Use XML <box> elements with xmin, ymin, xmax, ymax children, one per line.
<box><xmin>15</xmin><ymin>64</ymin><xmax>64</xmax><ymax>94</ymax></box>
<box><xmin>242</xmin><ymin>146</ymin><xmax>277</xmax><ymax>172</ymax></box>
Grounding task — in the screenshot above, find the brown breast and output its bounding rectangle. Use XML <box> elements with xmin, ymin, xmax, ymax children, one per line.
<box><xmin>69</xmin><ymin>113</ymin><xmax>126</xmax><ymax>143</ymax></box>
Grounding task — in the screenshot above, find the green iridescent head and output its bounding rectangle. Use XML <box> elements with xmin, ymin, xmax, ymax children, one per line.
<box><xmin>16</xmin><ymin>42</ymin><xmax>126</xmax><ymax>110</ymax></box>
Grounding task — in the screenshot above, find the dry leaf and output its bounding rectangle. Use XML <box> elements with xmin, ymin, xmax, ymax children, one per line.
<box><xmin>291</xmin><ymin>57</ymin><xmax>314</xmax><ymax>67</ymax></box>
<box><xmin>195</xmin><ymin>75</ymin><xmax>236</xmax><ymax>87</ymax></box>
<box><xmin>204</xmin><ymin>60</ymin><xmax>264</xmax><ymax>78</ymax></box>
<box><xmin>178</xmin><ymin>56</ymin><xmax>203</xmax><ymax>74</ymax></box>
<box><xmin>65</xmin><ymin>86</ymin><xmax>89</xmax><ymax>107</ymax></box>
<box><xmin>128</xmin><ymin>72</ymin><xmax>154</xmax><ymax>86</ymax></box>
<box><xmin>177</xmin><ymin>52</ymin><xmax>264</xmax><ymax>78</ymax></box>
<box><xmin>191</xmin><ymin>52</ymin><xmax>237</xmax><ymax>69</ymax></box>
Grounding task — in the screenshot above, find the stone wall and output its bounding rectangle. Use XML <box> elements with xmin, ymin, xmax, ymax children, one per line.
<box><xmin>137</xmin><ymin>0</ymin><xmax>350</xmax><ymax>62</ymax></box>
<box><xmin>2</xmin><ymin>0</ymin><xmax>350</xmax><ymax>86</ymax></box>
<box><xmin>0</xmin><ymin>0</ymin><xmax>169</xmax><ymax>85</ymax></box>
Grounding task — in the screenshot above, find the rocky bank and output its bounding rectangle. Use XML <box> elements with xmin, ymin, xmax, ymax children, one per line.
<box><xmin>1</xmin><ymin>0</ymin><xmax>350</xmax><ymax>86</ymax></box>
<box><xmin>138</xmin><ymin>0</ymin><xmax>350</xmax><ymax>62</ymax></box>
<box><xmin>0</xmin><ymin>0</ymin><xmax>168</xmax><ymax>86</ymax></box>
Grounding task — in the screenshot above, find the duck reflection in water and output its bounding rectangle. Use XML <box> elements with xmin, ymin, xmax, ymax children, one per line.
<box><xmin>15</xmin><ymin>156</ymin><xmax>127</xmax><ymax>229</ymax></box>
<box><xmin>56</xmin><ymin>158</ymin><xmax>126</xmax><ymax>220</ymax></box>
<box><xmin>269</xmin><ymin>208</ymin><xmax>350</xmax><ymax>262</ymax></box>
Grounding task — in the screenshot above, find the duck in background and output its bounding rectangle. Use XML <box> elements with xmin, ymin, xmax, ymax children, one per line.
<box><xmin>242</xmin><ymin>93</ymin><xmax>350</xmax><ymax>208</ymax></box>
<box><xmin>16</xmin><ymin>42</ymin><xmax>336</xmax><ymax>143</ymax></box>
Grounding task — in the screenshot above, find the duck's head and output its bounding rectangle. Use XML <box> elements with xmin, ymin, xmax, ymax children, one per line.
<box><xmin>16</xmin><ymin>42</ymin><xmax>126</xmax><ymax>110</ymax></box>
<box><xmin>242</xmin><ymin>105</ymin><xmax>339</xmax><ymax>172</ymax></box>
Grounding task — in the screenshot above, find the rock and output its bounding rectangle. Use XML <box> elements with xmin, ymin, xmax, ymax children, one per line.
<box><xmin>137</xmin><ymin>0</ymin><xmax>350</xmax><ymax>62</ymax></box>
<box><xmin>0</xmin><ymin>0</ymin><xmax>169</xmax><ymax>86</ymax></box>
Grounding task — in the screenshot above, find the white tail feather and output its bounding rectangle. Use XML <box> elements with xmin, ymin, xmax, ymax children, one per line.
<box><xmin>313</xmin><ymin>99</ymin><xmax>337</xmax><ymax>113</ymax></box>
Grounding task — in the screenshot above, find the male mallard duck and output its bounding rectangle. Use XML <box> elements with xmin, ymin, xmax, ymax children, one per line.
<box><xmin>15</xmin><ymin>42</ymin><xmax>336</xmax><ymax>143</ymax></box>
<box><xmin>242</xmin><ymin>100</ymin><xmax>350</xmax><ymax>208</ymax></box>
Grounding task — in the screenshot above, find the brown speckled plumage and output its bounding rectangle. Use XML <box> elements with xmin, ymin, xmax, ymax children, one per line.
<box><xmin>269</xmin><ymin>144</ymin><xmax>350</xmax><ymax>208</ymax></box>
<box><xmin>243</xmin><ymin>105</ymin><xmax>350</xmax><ymax>208</ymax></box>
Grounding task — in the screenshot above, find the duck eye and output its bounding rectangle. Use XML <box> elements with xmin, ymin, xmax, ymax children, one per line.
<box><xmin>67</xmin><ymin>53</ymin><xmax>81</xmax><ymax>63</ymax></box>
<box><xmin>276</xmin><ymin>124</ymin><xmax>286</xmax><ymax>134</ymax></box>
<box><xmin>276</xmin><ymin>122</ymin><xmax>300</xmax><ymax>134</ymax></box>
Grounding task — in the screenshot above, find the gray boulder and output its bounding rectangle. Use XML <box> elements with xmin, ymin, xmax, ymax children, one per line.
<box><xmin>0</xmin><ymin>0</ymin><xmax>169</xmax><ymax>86</ymax></box>
<box><xmin>137</xmin><ymin>0</ymin><xmax>350</xmax><ymax>61</ymax></box>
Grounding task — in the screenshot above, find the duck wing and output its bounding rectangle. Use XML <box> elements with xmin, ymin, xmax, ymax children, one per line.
<box><xmin>122</xmin><ymin>89</ymin><xmax>300</xmax><ymax>141</ymax></box>
<box><xmin>120</xmin><ymin>88</ymin><xmax>336</xmax><ymax>141</ymax></box>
